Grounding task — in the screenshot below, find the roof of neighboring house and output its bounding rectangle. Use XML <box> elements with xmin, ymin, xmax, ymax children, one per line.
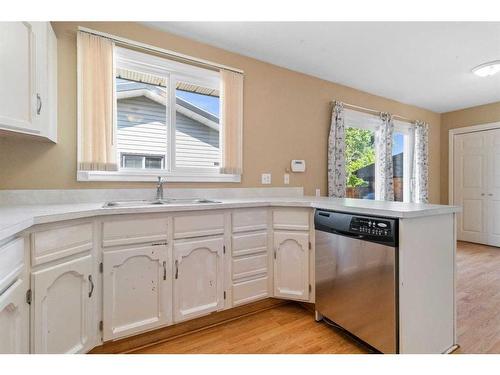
<box><xmin>354</xmin><ymin>152</ymin><xmax>404</xmax><ymax>181</ymax></box>
<box><xmin>115</xmin><ymin>79</ymin><xmax>219</xmax><ymax>131</ymax></box>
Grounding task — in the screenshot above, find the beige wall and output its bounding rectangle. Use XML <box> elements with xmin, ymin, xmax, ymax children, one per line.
<box><xmin>441</xmin><ymin>101</ymin><xmax>500</xmax><ymax>204</ymax></box>
<box><xmin>0</xmin><ymin>22</ymin><xmax>442</xmax><ymax>202</ymax></box>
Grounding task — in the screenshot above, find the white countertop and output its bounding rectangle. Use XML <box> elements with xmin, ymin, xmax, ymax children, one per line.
<box><xmin>0</xmin><ymin>196</ymin><xmax>460</xmax><ymax>242</ymax></box>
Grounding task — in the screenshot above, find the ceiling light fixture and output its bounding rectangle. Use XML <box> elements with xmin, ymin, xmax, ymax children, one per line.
<box><xmin>472</xmin><ymin>60</ymin><xmax>500</xmax><ymax>77</ymax></box>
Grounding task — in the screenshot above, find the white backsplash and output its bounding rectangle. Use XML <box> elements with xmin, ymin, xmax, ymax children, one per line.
<box><xmin>0</xmin><ymin>187</ymin><xmax>304</xmax><ymax>206</ymax></box>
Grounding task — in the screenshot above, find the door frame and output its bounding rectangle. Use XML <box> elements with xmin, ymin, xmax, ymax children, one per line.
<box><xmin>448</xmin><ymin>121</ymin><xmax>500</xmax><ymax>205</ymax></box>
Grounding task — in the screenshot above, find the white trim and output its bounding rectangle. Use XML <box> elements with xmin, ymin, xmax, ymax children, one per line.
<box><xmin>448</xmin><ymin>121</ymin><xmax>500</xmax><ymax>205</ymax></box>
<box><xmin>77</xmin><ymin>170</ymin><xmax>241</xmax><ymax>183</ymax></box>
<box><xmin>78</xmin><ymin>27</ymin><xmax>244</xmax><ymax>75</ymax></box>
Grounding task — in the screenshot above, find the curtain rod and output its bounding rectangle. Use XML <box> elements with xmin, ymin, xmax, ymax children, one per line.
<box><xmin>78</xmin><ymin>27</ymin><xmax>244</xmax><ymax>75</ymax></box>
<box><xmin>332</xmin><ymin>100</ymin><xmax>415</xmax><ymax>124</ymax></box>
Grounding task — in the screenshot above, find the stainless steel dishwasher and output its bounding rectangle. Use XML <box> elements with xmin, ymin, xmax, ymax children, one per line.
<box><xmin>314</xmin><ymin>209</ymin><xmax>399</xmax><ymax>353</ymax></box>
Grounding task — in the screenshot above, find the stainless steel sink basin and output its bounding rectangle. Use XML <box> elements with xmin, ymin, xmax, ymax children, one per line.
<box><xmin>103</xmin><ymin>198</ymin><xmax>221</xmax><ymax>208</ymax></box>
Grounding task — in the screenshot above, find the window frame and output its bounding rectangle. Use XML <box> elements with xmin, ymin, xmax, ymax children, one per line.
<box><xmin>344</xmin><ymin>109</ymin><xmax>413</xmax><ymax>202</ymax></box>
<box><xmin>78</xmin><ymin>46</ymin><xmax>239</xmax><ymax>182</ymax></box>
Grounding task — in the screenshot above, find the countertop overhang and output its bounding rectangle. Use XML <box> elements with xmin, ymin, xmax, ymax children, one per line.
<box><xmin>0</xmin><ymin>196</ymin><xmax>461</xmax><ymax>242</ymax></box>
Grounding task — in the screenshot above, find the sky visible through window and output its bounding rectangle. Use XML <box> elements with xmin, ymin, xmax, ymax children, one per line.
<box><xmin>176</xmin><ymin>90</ymin><xmax>220</xmax><ymax>117</ymax></box>
<box><xmin>393</xmin><ymin>133</ymin><xmax>404</xmax><ymax>155</ymax></box>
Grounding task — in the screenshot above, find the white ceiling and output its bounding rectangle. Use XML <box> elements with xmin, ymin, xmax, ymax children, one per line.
<box><xmin>144</xmin><ymin>22</ymin><xmax>500</xmax><ymax>113</ymax></box>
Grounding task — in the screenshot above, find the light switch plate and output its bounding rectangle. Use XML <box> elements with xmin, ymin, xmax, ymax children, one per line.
<box><xmin>315</xmin><ymin>189</ymin><xmax>321</xmax><ymax>197</ymax></box>
<box><xmin>261</xmin><ymin>173</ymin><xmax>271</xmax><ymax>184</ymax></box>
<box><xmin>284</xmin><ymin>173</ymin><xmax>290</xmax><ymax>185</ymax></box>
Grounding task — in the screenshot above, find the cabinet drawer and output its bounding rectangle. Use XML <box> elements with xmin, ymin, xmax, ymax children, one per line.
<box><xmin>232</xmin><ymin>208</ymin><xmax>268</xmax><ymax>233</ymax></box>
<box><xmin>174</xmin><ymin>213</ymin><xmax>224</xmax><ymax>239</ymax></box>
<box><xmin>0</xmin><ymin>238</ymin><xmax>24</xmax><ymax>294</ymax></box>
<box><xmin>232</xmin><ymin>276</ymin><xmax>269</xmax><ymax>307</ymax></box>
<box><xmin>232</xmin><ymin>253</ymin><xmax>268</xmax><ymax>280</ymax></box>
<box><xmin>273</xmin><ymin>208</ymin><xmax>310</xmax><ymax>231</ymax></box>
<box><xmin>102</xmin><ymin>217</ymin><xmax>168</xmax><ymax>248</ymax></box>
<box><xmin>232</xmin><ymin>231</ymin><xmax>268</xmax><ymax>257</ymax></box>
<box><xmin>32</xmin><ymin>223</ymin><xmax>92</xmax><ymax>266</ymax></box>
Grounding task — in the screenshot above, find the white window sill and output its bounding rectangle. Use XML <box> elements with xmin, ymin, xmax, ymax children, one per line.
<box><xmin>77</xmin><ymin>170</ymin><xmax>241</xmax><ymax>183</ymax></box>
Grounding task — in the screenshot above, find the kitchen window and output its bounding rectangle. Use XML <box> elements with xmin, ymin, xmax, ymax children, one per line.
<box><xmin>344</xmin><ymin>109</ymin><xmax>413</xmax><ymax>202</ymax></box>
<box><xmin>114</xmin><ymin>47</ymin><xmax>222</xmax><ymax>175</ymax></box>
<box><xmin>76</xmin><ymin>31</ymin><xmax>243</xmax><ymax>182</ymax></box>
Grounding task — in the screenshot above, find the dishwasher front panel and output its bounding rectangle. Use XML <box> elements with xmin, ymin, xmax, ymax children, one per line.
<box><xmin>315</xmin><ymin>229</ymin><xmax>398</xmax><ymax>353</ymax></box>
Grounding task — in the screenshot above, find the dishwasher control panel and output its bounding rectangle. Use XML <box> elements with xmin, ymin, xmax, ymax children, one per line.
<box><xmin>314</xmin><ymin>209</ymin><xmax>398</xmax><ymax>247</ymax></box>
<box><xmin>349</xmin><ymin>217</ymin><xmax>392</xmax><ymax>237</ymax></box>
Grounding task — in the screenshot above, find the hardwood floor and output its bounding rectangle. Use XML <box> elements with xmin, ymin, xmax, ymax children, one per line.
<box><xmin>133</xmin><ymin>303</ymin><xmax>369</xmax><ymax>354</ymax></box>
<box><xmin>131</xmin><ymin>241</ymin><xmax>500</xmax><ymax>354</ymax></box>
<box><xmin>455</xmin><ymin>241</ymin><xmax>500</xmax><ymax>354</ymax></box>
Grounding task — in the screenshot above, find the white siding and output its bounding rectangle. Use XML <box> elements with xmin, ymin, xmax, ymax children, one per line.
<box><xmin>117</xmin><ymin>97</ymin><xmax>167</xmax><ymax>157</ymax></box>
<box><xmin>176</xmin><ymin>112</ymin><xmax>220</xmax><ymax>168</ymax></box>
<box><xmin>117</xmin><ymin>97</ymin><xmax>220</xmax><ymax>168</ymax></box>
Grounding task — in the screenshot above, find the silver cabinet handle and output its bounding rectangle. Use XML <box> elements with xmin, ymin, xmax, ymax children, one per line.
<box><xmin>488</xmin><ymin>193</ymin><xmax>493</xmax><ymax>196</ymax></box>
<box><xmin>274</xmin><ymin>248</ymin><xmax>277</xmax><ymax>259</ymax></box>
<box><xmin>481</xmin><ymin>193</ymin><xmax>485</xmax><ymax>196</ymax></box>
<box><xmin>36</xmin><ymin>94</ymin><xmax>42</xmax><ymax>115</ymax></box>
<box><xmin>162</xmin><ymin>261</ymin><xmax>167</xmax><ymax>281</ymax></box>
<box><xmin>88</xmin><ymin>275</ymin><xmax>94</xmax><ymax>298</ymax></box>
<box><xmin>174</xmin><ymin>260</ymin><xmax>179</xmax><ymax>279</ymax></box>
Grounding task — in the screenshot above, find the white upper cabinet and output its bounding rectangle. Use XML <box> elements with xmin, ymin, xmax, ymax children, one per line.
<box><xmin>173</xmin><ymin>236</ymin><xmax>224</xmax><ymax>322</ymax></box>
<box><xmin>103</xmin><ymin>244</ymin><xmax>171</xmax><ymax>340</ymax></box>
<box><xmin>0</xmin><ymin>22</ymin><xmax>57</xmax><ymax>141</ymax></box>
<box><xmin>273</xmin><ymin>231</ymin><xmax>310</xmax><ymax>301</ymax></box>
<box><xmin>31</xmin><ymin>254</ymin><xmax>95</xmax><ymax>354</ymax></box>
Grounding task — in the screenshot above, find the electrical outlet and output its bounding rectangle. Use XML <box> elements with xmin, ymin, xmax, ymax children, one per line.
<box><xmin>261</xmin><ymin>173</ymin><xmax>271</xmax><ymax>184</ymax></box>
<box><xmin>315</xmin><ymin>189</ymin><xmax>321</xmax><ymax>197</ymax></box>
<box><xmin>284</xmin><ymin>173</ymin><xmax>290</xmax><ymax>185</ymax></box>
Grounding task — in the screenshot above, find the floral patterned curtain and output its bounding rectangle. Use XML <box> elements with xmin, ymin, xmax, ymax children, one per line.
<box><xmin>328</xmin><ymin>102</ymin><xmax>346</xmax><ymax>197</ymax></box>
<box><xmin>375</xmin><ymin>113</ymin><xmax>395</xmax><ymax>201</ymax></box>
<box><xmin>412</xmin><ymin>121</ymin><xmax>429</xmax><ymax>203</ymax></box>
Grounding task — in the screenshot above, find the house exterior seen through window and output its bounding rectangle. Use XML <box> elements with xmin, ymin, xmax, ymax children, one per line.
<box><xmin>115</xmin><ymin>47</ymin><xmax>221</xmax><ymax>174</ymax></box>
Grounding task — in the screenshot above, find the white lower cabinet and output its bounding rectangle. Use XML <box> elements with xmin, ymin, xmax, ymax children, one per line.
<box><xmin>0</xmin><ymin>277</ymin><xmax>30</xmax><ymax>353</ymax></box>
<box><xmin>273</xmin><ymin>231</ymin><xmax>310</xmax><ymax>301</ymax></box>
<box><xmin>103</xmin><ymin>244</ymin><xmax>171</xmax><ymax>340</ymax></box>
<box><xmin>31</xmin><ymin>254</ymin><xmax>96</xmax><ymax>353</ymax></box>
<box><xmin>173</xmin><ymin>236</ymin><xmax>224</xmax><ymax>323</ymax></box>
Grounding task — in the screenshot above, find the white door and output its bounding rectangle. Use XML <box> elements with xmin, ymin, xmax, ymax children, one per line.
<box><xmin>486</xmin><ymin>129</ymin><xmax>500</xmax><ymax>246</ymax></box>
<box><xmin>173</xmin><ymin>236</ymin><xmax>224</xmax><ymax>323</ymax></box>
<box><xmin>103</xmin><ymin>245</ymin><xmax>171</xmax><ymax>340</ymax></box>
<box><xmin>0</xmin><ymin>22</ymin><xmax>39</xmax><ymax>134</ymax></box>
<box><xmin>0</xmin><ymin>277</ymin><xmax>30</xmax><ymax>353</ymax></box>
<box><xmin>273</xmin><ymin>231</ymin><xmax>310</xmax><ymax>301</ymax></box>
<box><xmin>454</xmin><ymin>128</ymin><xmax>500</xmax><ymax>246</ymax></box>
<box><xmin>454</xmin><ymin>131</ymin><xmax>489</xmax><ymax>244</ymax></box>
<box><xmin>32</xmin><ymin>254</ymin><xmax>95</xmax><ymax>354</ymax></box>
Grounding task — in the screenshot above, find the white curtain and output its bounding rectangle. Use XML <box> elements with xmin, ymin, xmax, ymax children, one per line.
<box><xmin>220</xmin><ymin>69</ymin><xmax>244</xmax><ymax>175</ymax></box>
<box><xmin>411</xmin><ymin>121</ymin><xmax>429</xmax><ymax>203</ymax></box>
<box><xmin>77</xmin><ymin>32</ymin><xmax>117</xmax><ymax>171</ymax></box>
<box><xmin>328</xmin><ymin>102</ymin><xmax>346</xmax><ymax>197</ymax></box>
<box><xmin>375</xmin><ymin>112</ymin><xmax>395</xmax><ymax>201</ymax></box>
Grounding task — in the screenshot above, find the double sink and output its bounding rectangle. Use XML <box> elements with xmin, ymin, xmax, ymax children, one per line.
<box><xmin>103</xmin><ymin>198</ymin><xmax>221</xmax><ymax>208</ymax></box>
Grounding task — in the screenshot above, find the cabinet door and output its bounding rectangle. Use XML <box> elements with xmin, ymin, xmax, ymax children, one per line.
<box><xmin>0</xmin><ymin>278</ymin><xmax>29</xmax><ymax>354</ymax></box>
<box><xmin>103</xmin><ymin>245</ymin><xmax>171</xmax><ymax>341</ymax></box>
<box><xmin>173</xmin><ymin>237</ymin><xmax>224</xmax><ymax>323</ymax></box>
<box><xmin>273</xmin><ymin>231</ymin><xmax>310</xmax><ymax>301</ymax></box>
<box><xmin>32</xmin><ymin>255</ymin><xmax>95</xmax><ymax>354</ymax></box>
<box><xmin>0</xmin><ymin>22</ymin><xmax>39</xmax><ymax>134</ymax></box>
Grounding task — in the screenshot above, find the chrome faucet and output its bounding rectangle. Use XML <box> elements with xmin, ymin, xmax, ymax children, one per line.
<box><xmin>156</xmin><ymin>176</ymin><xmax>166</xmax><ymax>200</ymax></box>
